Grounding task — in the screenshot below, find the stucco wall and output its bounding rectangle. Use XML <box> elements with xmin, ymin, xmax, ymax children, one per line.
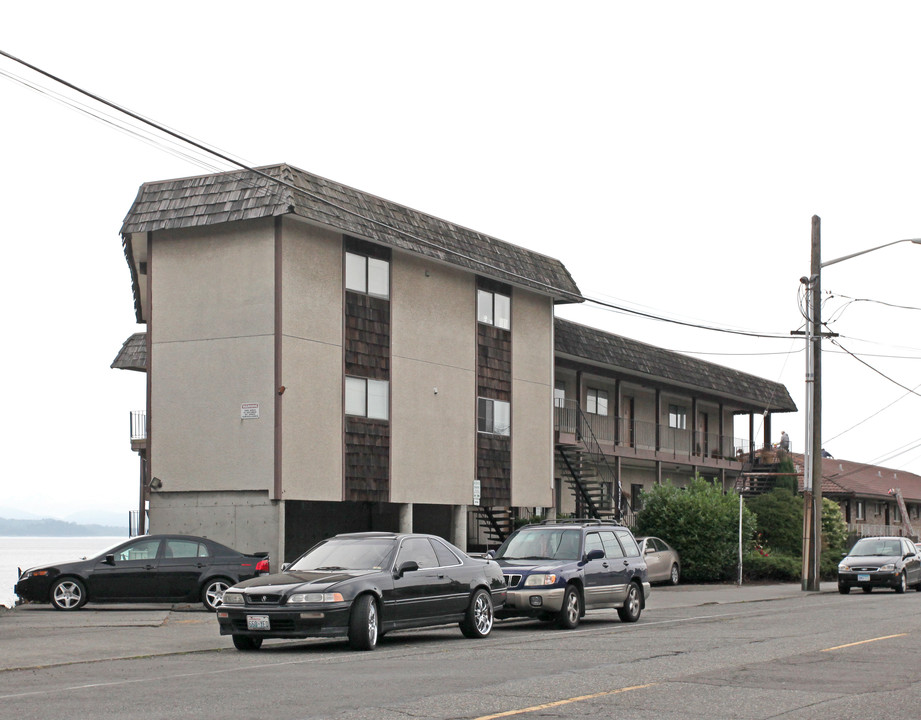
<box><xmin>279</xmin><ymin>218</ymin><xmax>344</xmax><ymax>501</ymax></box>
<box><xmin>511</xmin><ymin>290</ymin><xmax>554</xmax><ymax>507</ymax></box>
<box><xmin>150</xmin><ymin>220</ymin><xmax>275</xmax><ymax>495</ymax></box>
<box><xmin>390</xmin><ymin>253</ymin><xmax>476</xmax><ymax>504</ymax></box>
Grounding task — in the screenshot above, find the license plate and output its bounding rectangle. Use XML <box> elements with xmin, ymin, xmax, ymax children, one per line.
<box><xmin>246</xmin><ymin>615</ymin><xmax>270</xmax><ymax>630</ymax></box>
<box><xmin>857</xmin><ymin>574</ymin><xmax>870</xmax><ymax>582</ymax></box>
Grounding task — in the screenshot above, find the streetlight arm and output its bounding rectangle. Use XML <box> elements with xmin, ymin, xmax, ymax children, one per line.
<box><xmin>821</xmin><ymin>238</ymin><xmax>921</xmax><ymax>268</ymax></box>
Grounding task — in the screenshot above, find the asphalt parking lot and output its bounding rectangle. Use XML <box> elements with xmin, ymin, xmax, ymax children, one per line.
<box><xmin>0</xmin><ymin>582</ymin><xmax>836</xmax><ymax>671</ymax></box>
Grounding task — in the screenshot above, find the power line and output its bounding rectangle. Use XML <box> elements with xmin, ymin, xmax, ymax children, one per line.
<box><xmin>2</xmin><ymin>48</ymin><xmax>801</xmax><ymax>341</ymax></box>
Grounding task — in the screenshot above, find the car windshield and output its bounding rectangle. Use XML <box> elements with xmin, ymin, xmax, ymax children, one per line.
<box><xmin>495</xmin><ymin>528</ymin><xmax>582</xmax><ymax>561</ymax></box>
<box><xmin>288</xmin><ymin>537</ymin><xmax>396</xmax><ymax>572</ymax></box>
<box><xmin>850</xmin><ymin>538</ymin><xmax>902</xmax><ymax>556</ymax></box>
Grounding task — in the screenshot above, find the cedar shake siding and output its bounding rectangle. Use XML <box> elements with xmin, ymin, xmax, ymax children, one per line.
<box><xmin>343</xmin><ymin>239</ymin><xmax>392</xmax><ymax>503</ymax></box>
<box><xmin>476</xmin><ymin>278</ymin><xmax>512</xmax><ymax>505</ymax></box>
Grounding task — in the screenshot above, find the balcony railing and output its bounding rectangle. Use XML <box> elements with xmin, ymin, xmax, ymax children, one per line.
<box><xmin>554</xmin><ymin>400</ymin><xmax>746</xmax><ymax>463</ymax></box>
<box><xmin>129</xmin><ymin>411</ymin><xmax>147</xmax><ymax>451</ymax></box>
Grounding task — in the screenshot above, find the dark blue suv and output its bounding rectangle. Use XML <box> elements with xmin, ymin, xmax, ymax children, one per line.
<box><xmin>491</xmin><ymin>520</ymin><xmax>650</xmax><ymax>629</ymax></box>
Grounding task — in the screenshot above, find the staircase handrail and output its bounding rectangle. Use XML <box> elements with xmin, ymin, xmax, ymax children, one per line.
<box><xmin>574</xmin><ymin>404</ymin><xmax>632</xmax><ymax>522</ymax></box>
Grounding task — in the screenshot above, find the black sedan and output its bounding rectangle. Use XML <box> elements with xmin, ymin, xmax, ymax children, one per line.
<box><xmin>216</xmin><ymin>531</ymin><xmax>506</xmax><ymax>651</ymax></box>
<box><xmin>15</xmin><ymin>534</ymin><xmax>270</xmax><ymax>611</ymax></box>
<box><xmin>838</xmin><ymin>535</ymin><xmax>921</xmax><ymax>594</ymax></box>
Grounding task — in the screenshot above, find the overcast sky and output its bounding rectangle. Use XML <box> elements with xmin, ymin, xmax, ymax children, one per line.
<box><xmin>2</xmin><ymin>2</ymin><xmax>920</xmax><ymax>521</ymax></box>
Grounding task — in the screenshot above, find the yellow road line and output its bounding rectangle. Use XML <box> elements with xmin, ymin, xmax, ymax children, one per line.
<box><xmin>473</xmin><ymin>683</ymin><xmax>657</xmax><ymax>720</ymax></box>
<box><xmin>823</xmin><ymin>633</ymin><xmax>906</xmax><ymax>652</ymax></box>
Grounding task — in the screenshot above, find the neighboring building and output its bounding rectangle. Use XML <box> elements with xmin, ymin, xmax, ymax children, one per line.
<box><xmin>551</xmin><ymin>318</ymin><xmax>797</xmax><ymax>526</ymax></box>
<box><xmin>791</xmin><ymin>454</ymin><xmax>921</xmax><ymax>540</ymax></box>
<box><xmin>113</xmin><ymin>164</ymin><xmax>797</xmax><ymax>561</ymax></box>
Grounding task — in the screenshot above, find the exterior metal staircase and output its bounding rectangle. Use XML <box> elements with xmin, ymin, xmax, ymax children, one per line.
<box><xmin>473</xmin><ymin>506</ymin><xmax>514</xmax><ymax>546</ymax></box>
<box><xmin>556</xmin><ymin>405</ymin><xmax>634</xmax><ymax>525</ymax></box>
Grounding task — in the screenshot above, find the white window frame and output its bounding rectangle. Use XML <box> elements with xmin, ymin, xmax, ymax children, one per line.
<box><xmin>345</xmin><ymin>252</ymin><xmax>390</xmax><ymax>298</ymax></box>
<box><xmin>477</xmin><ymin>289</ymin><xmax>510</xmax><ymax>329</ymax></box>
<box><xmin>668</xmin><ymin>404</ymin><xmax>687</xmax><ymax>430</ymax></box>
<box><xmin>586</xmin><ymin>388</ymin><xmax>608</xmax><ymax>416</ymax></box>
<box><xmin>345</xmin><ymin>377</ymin><xmax>389</xmax><ymax>420</ymax></box>
<box><xmin>856</xmin><ymin>500</ymin><xmax>865</xmax><ymax>521</ymax></box>
<box><xmin>478</xmin><ymin>397</ymin><xmax>510</xmax><ymax>436</ymax></box>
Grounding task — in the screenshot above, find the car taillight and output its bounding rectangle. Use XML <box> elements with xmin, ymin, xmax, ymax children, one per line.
<box><xmin>255</xmin><ymin>558</ymin><xmax>270</xmax><ymax>574</ymax></box>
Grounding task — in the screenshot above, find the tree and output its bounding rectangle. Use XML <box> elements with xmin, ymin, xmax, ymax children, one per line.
<box><xmin>635</xmin><ymin>475</ymin><xmax>756</xmax><ymax>582</ymax></box>
<box><xmin>746</xmin><ymin>488</ymin><xmax>802</xmax><ymax>556</ymax></box>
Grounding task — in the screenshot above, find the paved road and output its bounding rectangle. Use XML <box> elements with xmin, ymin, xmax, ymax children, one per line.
<box><xmin>5</xmin><ymin>582</ymin><xmax>921</xmax><ymax>720</ymax></box>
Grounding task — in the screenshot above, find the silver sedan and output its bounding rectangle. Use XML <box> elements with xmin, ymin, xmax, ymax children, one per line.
<box><xmin>637</xmin><ymin>536</ymin><xmax>680</xmax><ymax>585</ymax></box>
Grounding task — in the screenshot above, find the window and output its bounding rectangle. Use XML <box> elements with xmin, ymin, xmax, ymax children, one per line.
<box><xmin>345</xmin><ymin>377</ymin><xmax>389</xmax><ymax>420</ymax></box>
<box><xmin>668</xmin><ymin>404</ymin><xmax>687</xmax><ymax>430</ymax></box>
<box><xmin>397</xmin><ymin>537</ymin><xmax>439</xmax><ymax>569</ymax></box>
<box><xmin>477</xmin><ymin>289</ymin><xmax>510</xmax><ymax>329</ymax></box>
<box><xmin>478</xmin><ymin>397</ymin><xmax>510</xmax><ymax>435</ymax></box>
<box><xmin>599</xmin><ymin>531</ymin><xmax>625</xmax><ymax>559</ymax></box>
<box><xmin>586</xmin><ymin>388</ymin><xmax>608</xmax><ymax>415</ymax></box>
<box><xmin>554</xmin><ymin>381</ymin><xmax>566</xmax><ymax>408</ymax></box>
<box><xmin>856</xmin><ymin>500</ymin><xmax>865</xmax><ymax>521</ymax></box>
<box><xmin>114</xmin><ymin>538</ymin><xmax>161</xmax><ymax>562</ymax></box>
<box><xmin>164</xmin><ymin>539</ymin><xmax>208</xmax><ymax>558</ymax></box>
<box><xmin>894</xmin><ymin>505</ymin><xmax>901</xmax><ymax>523</ymax></box>
<box><xmin>345</xmin><ymin>252</ymin><xmax>389</xmax><ymax>298</ymax></box>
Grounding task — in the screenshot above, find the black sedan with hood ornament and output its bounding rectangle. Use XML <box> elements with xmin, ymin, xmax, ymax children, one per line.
<box><xmin>216</xmin><ymin>531</ymin><xmax>506</xmax><ymax>651</ymax></box>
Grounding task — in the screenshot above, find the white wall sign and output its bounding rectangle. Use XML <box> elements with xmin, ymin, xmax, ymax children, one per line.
<box><xmin>241</xmin><ymin>402</ymin><xmax>260</xmax><ymax>420</ymax></box>
<box><xmin>473</xmin><ymin>479</ymin><xmax>481</xmax><ymax>506</ymax></box>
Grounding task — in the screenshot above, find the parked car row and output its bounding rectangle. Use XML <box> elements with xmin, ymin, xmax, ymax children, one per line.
<box><xmin>15</xmin><ymin>521</ymin><xmax>670</xmax><ymax>652</ymax></box>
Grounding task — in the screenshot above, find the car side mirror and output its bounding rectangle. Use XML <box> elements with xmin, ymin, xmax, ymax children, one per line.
<box><xmin>396</xmin><ymin>560</ymin><xmax>419</xmax><ymax>578</ymax></box>
<box><xmin>584</xmin><ymin>549</ymin><xmax>604</xmax><ymax>563</ymax></box>
<box><xmin>645</xmin><ymin>547</ymin><xmax>654</xmax><ymax>555</ymax></box>
<box><xmin>281</xmin><ymin>562</ymin><xmax>290</xmax><ymax>571</ymax></box>
<box><xmin>486</xmin><ymin>550</ymin><xmax>497</xmax><ymax>559</ymax></box>
<box><xmin>105</xmin><ymin>554</ymin><xmax>116</xmax><ymax>565</ymax></box>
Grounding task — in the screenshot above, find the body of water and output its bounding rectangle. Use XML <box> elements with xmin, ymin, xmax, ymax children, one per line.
<box><xmin>0</xmin><ymin>536</ymin><xmax>127</xmax><ymax>608</ymax></box>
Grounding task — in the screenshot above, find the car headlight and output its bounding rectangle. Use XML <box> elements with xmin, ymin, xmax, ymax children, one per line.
<box><xmin>21</xmin><ymin>569</ymin><xmax>50</xmax><ymax>580</ymax></box>
<box><xmin>221</xmin><ymin>592</ymin><xmax>245</xmax><ymax>605</ymax></box>
<box><xmin>879</xmin><ymin>563</ymin><xmax>896</xmax><ymax>572</ymax></box>
<box><xmin>524</xmin><ymin>574</ymin><xmax>558</xmax><ymax>587</ymax></box>
<box><xmin>838</xmin><ymin>563</ymin><xmax>850</xmax><ymax>571</ymax></box>
<box><xmin>287</xmin><ymin>592</ymin><xmax>344</xmax><ymax>604</ymax></box>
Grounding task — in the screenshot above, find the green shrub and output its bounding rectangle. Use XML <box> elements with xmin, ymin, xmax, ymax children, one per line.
<box><xmin>635</xmin><ymin>475</ymin><xmax>756</xmax><ymax>583</ymax></box>
<box><xmin>742</xmin><ymin>552</ymin><xmax>800</xmax><ymax>581</ymax></box>
<box><xmin>746</xmin><ymin>488</ymin><xmax>802</xmax><ymax>556</ymax></box>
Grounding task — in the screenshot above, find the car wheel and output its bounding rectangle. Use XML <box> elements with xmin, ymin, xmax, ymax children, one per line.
<box><xmin>348</xmin><ymin>594</ymin><xmax>379</xmax><ymax>651</ymax></box>
<box><xmin>201</xmin><ymin>578</ymin><xmax>233</xmax><ymax>611</ymax></box>
<box><xmin>838</xmin><ymin>584</ymin><xmax>850</xmax><ymax>594</ymax></box>
<box><xmin>896</xmin><ymin>574</ymin><xmax>907</xmax><ymax>594</ymax></box>
<box><xmin>459</xmin><ymin>589</ymin><xmax>494</xmax><ymax>639</ymax></box>
<box><xmin>668</xmin><ymin>564</ymin><xmax>680</xmax><ymax>586</ymax></box>
<box><xmin>557</xmin><ymin>585</ymin><xmax>581</xmax><ymax>629</ymax></box>
<box><xmin>862</xmin><ymin>586</ymin><xmax>873</xmax><ymax>593</ymax></box>
<box><xmin>617</xmin><ymin>582</ymin><xmax>642</xmax><ymax>623</ymax></box>
<box><xmin>232</xmin><ymin>635</ymin><xmax>263</xmax><ymax>651</ymax></box>
<box><xmin>50</xmin><ymin>577</ymin><xmax>87</xmax><ymax>610</ymax></box>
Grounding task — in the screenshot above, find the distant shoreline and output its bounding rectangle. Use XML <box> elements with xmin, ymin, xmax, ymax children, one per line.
<box><xmin>0</xmin><ymin>517</ymin><xmax>127</xmax><ymax>537</ymax></box>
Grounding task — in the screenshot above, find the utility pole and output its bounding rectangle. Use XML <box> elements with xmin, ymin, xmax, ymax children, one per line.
<box><xmin>796</xmin><ymin>225</ymin><xmax>920</xmax><ymax>591</ymax></box>
<box><xmin>802</xmin><ymin>215</ymin><xmax>822</xmax><ymax>591</ymax></box>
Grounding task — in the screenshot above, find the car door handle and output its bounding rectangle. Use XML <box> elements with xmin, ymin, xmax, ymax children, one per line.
<box><xmin>144</xmin><ymin>564</ymin><xmax>155</xmax><ymax>570</ymax></box>
<box><xmin>602</xmin><ymin>562</ymin><xmax>609</xmax><ymax>568</ymax></box>
<box><xmin>623</xmin><ymin>560</ymin><xmax>630</xmax><ymax>566</ymax></box>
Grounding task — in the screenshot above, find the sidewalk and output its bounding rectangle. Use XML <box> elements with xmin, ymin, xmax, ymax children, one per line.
<box><xmin>0</xmin><ymin>582</ymin><xmax>836</xmax><ymax>671</ymax></box>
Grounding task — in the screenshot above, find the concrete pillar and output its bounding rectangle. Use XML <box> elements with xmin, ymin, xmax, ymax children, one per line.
<box><xmin>398</xmin><ymin>503</ymin><xmax>413</xmax><ymax>533</ymax></box>
<box><xmin>451</xmin><ymin>505</ymin><xmax>467</xmax><ymax>551</ymax></box>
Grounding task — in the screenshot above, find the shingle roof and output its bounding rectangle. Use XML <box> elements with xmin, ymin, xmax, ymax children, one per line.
<box><xmin>110</xmin><ymin>332</ymin><xmax>147</xmax><ymax>372</ymax></box>
<box><xmin>554</xmin><ymin>318</ymin><xmax>798</xmax><ymax>413</ymax></box>
<box><xmin>121</xmin><ymin>164</ymin><xmax>582</xmax><ymax>303</ymax></box>
<box><xmin>790</xmin><ymin>453</ymin><xmax>921</xmax><ymax>501</ymax></box>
